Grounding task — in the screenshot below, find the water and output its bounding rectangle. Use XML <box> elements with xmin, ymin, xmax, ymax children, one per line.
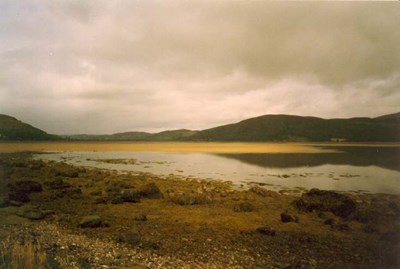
<box><xmin>33</xmin><ymin>146</ymin><xmax>400</xmax><ymax>194</ymax></box>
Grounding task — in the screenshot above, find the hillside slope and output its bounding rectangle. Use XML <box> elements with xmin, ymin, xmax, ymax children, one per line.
<box><xmin>2</xmin><ymin>113</ymin><xmax>399</xmax><ymax>142</ymax></box>
<box><xmin>189</xmin><ymin>114</ymin><xmax>400</xmax><ymax>142</ymax></box>
<box><xmin>0</xmin><ymin>114</ymin><xmax>59</xmax><ymax>141</ymax></box>
<box><xmin>65</xmin><ymin>129</ymin><xmax>197</xmax><ymax>141</ymax></box>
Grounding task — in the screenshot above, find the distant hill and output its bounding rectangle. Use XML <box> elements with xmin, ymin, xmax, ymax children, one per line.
<box><xmin>1</xmin><ymin>112</ymin><xmax>399</xmax><ymax>142</ymax></box>
<box><xmin>188</xmin><ymin>113</ymin><xmax>400</xmax><ymax>142</ymax></box>
<box><xmin>64</xmin><ymin>129</ymin><xmax>197</xmax><ymax>141</ymax></box>
<box><xmin>374</xmin><ymin>112</ymin><xmax>400</xmax><ymax>124</ymax></box>
<box><xmin>0</xmin><ymin>114</ymin><xmax>59</xmax><ymax>141</ymax></box>
<box><xmin>64</xmin><ymin>132</ymin><xmax>151</xmax><ymax>141</ymax></box>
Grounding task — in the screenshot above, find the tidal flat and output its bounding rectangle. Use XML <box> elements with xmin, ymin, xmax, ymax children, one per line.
<box><xmin>0</xmin><ymin>150</ymin><xmax>399</xmax><ymax>269</ymax></box>
<box><xmin>0</xmin><ymin>141</ymin><xmax>342</xmax><ymax>154</ymax></box>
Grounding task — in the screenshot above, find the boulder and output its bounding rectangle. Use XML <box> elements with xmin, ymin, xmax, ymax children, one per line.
<box><xmin>281</xmin><ymin>212</ymin><xmax>295</xmax><ymax>223</ymax></box>
<box><xmin>94</xmin><ymin>197</ymin><xmax>108</xmax><ymax>204</ymax></box>
<box><xmin>256</xmin><ymin>226</ymin><xmax>276</xmax><ymax>236</ymax></box>
<box><xmin>134</xmin><ymin>214</ymin><xmax>147</xmax><ymax>221</ymax></box>
<box><xmin>21</xmin><ymin>209</ymin><xmax>45</xmax><ymax>220</ymax></box>
<box><xmin>79</xmin><ymin>215</ymin><xmax>103</xmax><ymax>228</ymax></box>
<box><xmin>295</xmin><ymin>188</ymin><xmax>356</xmax><ymax>218</ymax></box>
<box><xmin>324</xmin><ymin>218</ymin><xmax>335</xmax><ymax>226</ymax></box>
<box><xmin>118</xmin><ymin>227</ymin><xmax>141</xmax><ymax>245</ymax></box>
<box><xmin>106</xmin><ymin>181</ymin><xmax>132</xmax><ymax>193</ymax></box>
<box><xmin>0</xmin><ymin>196</ymin><xmax>10</xmax><ymax>208</ymax></box>
<box><xmin>138</xmin><ymin>183</ymin><xmax>162</xmax><ymax>199</ymax></box>
<box><xmin>233</xmin><ymin>202</ymin><xmax>254</xmax><ymax>212</ymax></box>
<box><xmin>110</xmin><ymin>196</ymin><xmax>124</xmax><ymax>204</ymax></box>
<box><xmin>380</xmin><ymin>231</ymin><xmax>400</xmax><ymax>243</ymax></box>
<box><xmin>89</xmin><ymin>190</ymin><xmax>102</xmax><ymax>196</ymax></box>
<box><xmin>54</xmin><ymin>168</ymin><xmax>79</xmax><ymax>178</ymax></box>
<box><xmin>45</xmin><ymin>179</ymin><xmax>71</xmax><ymax>190</ymax></box>
<box><xmin>8</xmin><ymin>191</ymin><xmax>30</xmax><ymax>203</ymax></box>
<box><xmin>284</xmin><ymin>259</ymin><xmax>317</xmax><ymax>269</ymax></box>
<box><xmin>9</xmin><ymin>180</ymin><xmax>42</xmax><ymax>193</ymax></box>
<box><xmin>120</xmin><ymin>190</ymin><xmax>140</xmax><ymax>203</ymax></box>
<box><xmin>169</xmin><ymin>193</ymin><xmax>211</xmax><ymax>205</ymax></box>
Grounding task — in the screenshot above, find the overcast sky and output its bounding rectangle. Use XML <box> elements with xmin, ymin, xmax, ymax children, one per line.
<box><xmin>0</xmin><ymin>1</ymin><xmax>399</xmax><ymax>134</ymax></box>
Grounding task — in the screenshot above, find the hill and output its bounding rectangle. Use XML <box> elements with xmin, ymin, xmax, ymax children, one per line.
<box><xmin>0</xmin><ymin>114</ymin><xmax>59</xmax><ymax>141</ymax></box>
<box><xmin>1</xmin><ymin>113</ymin><xmax>399</xmax><ymax>142</ymax></box>
<box><xmin>188</xmin><ymin>114</ymin><xmax>400</xmax><ymax>142</ymax></box>
<box><xmin>64</xmin><ymin>129</ymin><xmax>197</xmax><ymax>141</ymax></box>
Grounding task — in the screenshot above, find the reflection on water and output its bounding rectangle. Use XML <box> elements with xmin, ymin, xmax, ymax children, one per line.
<box><xmin>217</xmin><ymin>147</ymin><xmax>400</xmax><ymax>171</ymax></box>
<box><xmin>34</xmin><ymin>146</ymin><xmax>400</xmax><ymax>194</ymax></box>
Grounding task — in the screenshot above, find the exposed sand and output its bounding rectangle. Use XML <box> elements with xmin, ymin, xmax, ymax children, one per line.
<box><xmin>0</xmin><ymin>142</ymin><xmax>342</xmax><ymax>154</ymax></box>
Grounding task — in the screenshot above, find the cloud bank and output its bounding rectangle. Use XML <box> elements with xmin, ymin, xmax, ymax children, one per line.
<box><xmin>0</xmin><ymin>1</ymin><xmax>399</xmax><ymax>134</ymax></box>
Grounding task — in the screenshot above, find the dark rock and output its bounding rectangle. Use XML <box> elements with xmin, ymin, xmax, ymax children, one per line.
<box><xmin>380</xmin><ymin>231</ymin><xmax>400</xmax><ymax>243</ymax></box>
<box><xmin>138</xmin><ymin>183</ymin><xmax>162</xmax><ymax>199</ymax></box>
<box><xmin>64</xmin><ymin>188</ymin><xmax>82</xmax><ymax>196</ymax></box>
<box><xmin>45</xmin><ymin>179</ymin><xmax>71</xmax><ymax>190</ymax></box>
<box><xmin>8</xmin><ymin>200</ymin><xmax>23</xmax><ymax>207</ymax></box>
<box><xmin>281</xmin><ymin>212</ymin><xmax>294</xmax><ymax>223</ymax></box>
<box><xmin>54</xmin><ymin>168</ymin><xmax>79</xmax><ymax>178</ymax></box>
<box><xmin>134</xmin><ymin>214</ymin><xmax>147</xmax><ymax>221</ymax></box>
<box><xmin>10</xmin><ymin>180</ymin><xmax>42</xmax><ymax>193</ymax></box>
<box><xmin>120</xmin><ymin>190</ymin><xmax>140</xmax><ymax>203</ymax></box>
<box><xmin>295</xmin><ymin>188</ymin><xmax>356</xmax><ymax>218</ymax></box>
<box><xmin>14</xmin><ymin>161</ymin><xmax>28</xmax><ymax>168</ymax></box>
<box><xmin>284</xmin><ymin>259</ymin><xmax>317</xmax><ymax>269</ymax></box>
<box><xmin>8</xmin><ymin>191</ymin><xmax>30</xmax><ymax>203</ymax></box>
<box><xmin>324</xmin><ymin>218</ymin><xmax>335</xmax><ymax>226</ymax></box>
<box><xmin>77</xmin><ymin>167</ymin><xmax>86</xmax><ymax>173</ymax></box>
<box><xmin>336</xmin><ymin>223</ymin><xmax>351</xmax><ymax>232</ymax></box>
<box><xmin>79</xmin><ymin>215</ymin><xmax>102</xmax><ymax>228</ymax></box>
<box><xmin>317</xmin><ymin>212</ymin><xmax>326</xmax><ymax>219</ymax></box>
<box><xmin>28</xmin><ymin>161</ymin><xmax>45</xmax><ymax>170</ymax></box>
<box><xmin>233</xmin><ymin>202</ymin><xmax>254</xmax><ymax>212</ymax></box>
<box><xmin>21</xmin><ymin>209</ymin><xmax>45</xmax><ymax>220</ymax></box>
<box><xmin>109</xmin><ymin>190</ymin><xmax>141</xmax><ymax>204</ymax></box>
<box><xmin>0</xmin><ymin>197</ymin><xmax>10</xmax><ymax>208</ymax></box>
<box><xmin>298</xmin><ymin>236</ymin><xmax>313</xmax><ymax>244</ymax></box>
<box><xmin>89</xmin><ymin>190</ymin><xmax>102</xmax><ymax>196</ymax></box>
<box><xmin>363</xmin><ymin>225</ymin><xmax>378</xmax><ymax>234</ymax></box>
<box><xmin>118</xmin><ymin>227</ymin><xmax>141</xmax><ymax>245</ymax></box>
<box><xmin>94</xmin><ymin>197</ymin><xmax>108</xmax><ymax>204</ymax></box>
<box><xmin>256</xmin><ymin>226</ymin><xmax>276</xmax><ymax>236</ymax></box>
<box><xmin>141</xmin><ymin>241</ymin><xmax>159</xmax><ymax>250</ymax></box>
<box><xmin>53</xmin><ymin>188</ymin><xmax>82</xmax><ymax>199</ymax></box>
<box><xmin>110</xmin><ymin>196</ymin><xmax>124</xmax><ymax>204</ymax></box>
<box><xmin>249</xmin><ymin>186</ymin><xmax>278</xmax><ymax>197</ymax></box>
<box><xmin>353</xmin><ymin>199</ymin><xmax>400</xmax><ymax>224</ymax></box>
<box><xmin>170</xmin><ymin>194</ymin><xmax>211</xmax><ymax>205</ymax></box>
<box><xmin>42</xmin><ymin>210</ymin><xmax>55</xmax><ymax>216</ymax></box>
<box><xmin>106</xmin><ymin>181</ymin><xmax>132</xmax><ymax>193</ymax></box>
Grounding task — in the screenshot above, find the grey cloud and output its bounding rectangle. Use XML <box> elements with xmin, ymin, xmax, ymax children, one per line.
<box><xmin>0</xmin><ymin>1</ymin><xmax>399</xmax><ymax>134</ymax></box>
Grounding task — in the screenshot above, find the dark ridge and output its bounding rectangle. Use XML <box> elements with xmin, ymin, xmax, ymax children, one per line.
<box><xmin>0</xmin><ymin>114</ymin><xmax>60</xmax><ymax>141</ymax></box>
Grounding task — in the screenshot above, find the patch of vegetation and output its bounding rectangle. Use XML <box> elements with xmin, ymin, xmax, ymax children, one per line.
<box><xmin>0</xmin><ymin>238</ymin><xmax>49</xmax><ymax>269</ymax></box>
<box><xmin>0</xmin><ymin>114</ymin><xmax>60</xmax><ymax>141</ymax></box>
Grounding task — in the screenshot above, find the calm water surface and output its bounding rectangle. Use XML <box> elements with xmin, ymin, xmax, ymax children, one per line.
<box><xmin>31</xmin><ymin>145</ymin><xmax>400</xmax><ymax>194</ymax></box>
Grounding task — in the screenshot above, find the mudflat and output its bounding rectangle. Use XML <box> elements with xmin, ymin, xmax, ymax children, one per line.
<box><xmin>0</xmin><ymin>142</ymin><xmax>340</xmax><ymax>154</ymax></box>
<box><xmin>0</xmin><ymin>153</ymin><xmax>399</xmax><ymax>268</ymax></box>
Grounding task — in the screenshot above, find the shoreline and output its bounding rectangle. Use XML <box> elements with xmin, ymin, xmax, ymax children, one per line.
<box><xmin>1</xmin><ymin>153</ymin><xmax>399</xmax><ymax>268</ymax></box>
<box><xmin>1</xmin><ymin>141</ymin><xmax>400</xmax><ymax>154</ymax></box>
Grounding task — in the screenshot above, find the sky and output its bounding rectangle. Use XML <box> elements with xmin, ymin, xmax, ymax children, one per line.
<box><xmin>0</xmin><ymin>1</ymin><xmax>399</xmax><ymax>134</ymax></box>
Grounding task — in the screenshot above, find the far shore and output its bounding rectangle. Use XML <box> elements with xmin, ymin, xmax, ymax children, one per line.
<box><xmin>0</xmin><ymin>141</ymin><xmax>399</xmax><ymax>154</ymax></box>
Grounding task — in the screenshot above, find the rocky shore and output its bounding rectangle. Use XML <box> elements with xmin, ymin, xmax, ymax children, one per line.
<box><xmin>0</xmin><ymin>154</ymin><xmax>399</xmax><ymax>268</ymax></box>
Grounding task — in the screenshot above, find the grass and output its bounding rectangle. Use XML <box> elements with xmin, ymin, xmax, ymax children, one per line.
<box><xmin>0</xmin><ymin>238</ymin><xmax>48</xmax><ymax>269</ymax></box>
<box><xmin>0</xmin><ymin>237</ymin><xmax>91</xmax><ymax>269</ymax></box>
